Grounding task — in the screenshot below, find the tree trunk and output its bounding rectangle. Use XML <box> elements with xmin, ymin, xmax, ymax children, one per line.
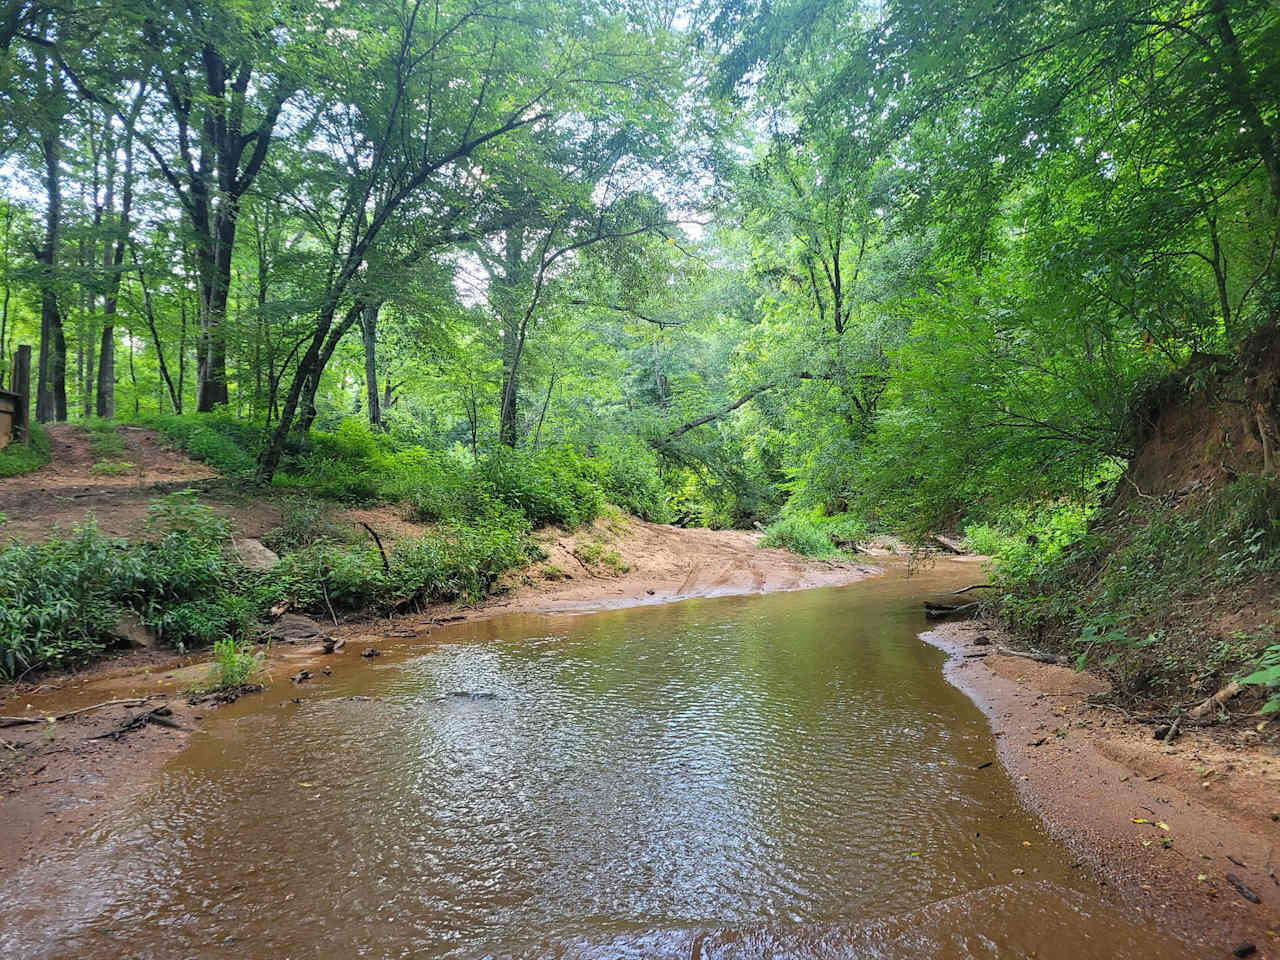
<box><xmin>361</xmin><ymin>301</ymin><xmax>381</xmax><ymax>429</ymax></box>
<box><xmin>195</xmin><ymin>211</ymin><xmax>236</xmax><ymax>411</ymax></box>
<box><xmin>36</xmin><ymin>131</ymin><xmax>66</xmax><ymax>422</ymax></box>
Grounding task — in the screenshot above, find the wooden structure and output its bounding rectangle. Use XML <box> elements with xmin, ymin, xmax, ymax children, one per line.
<box><xmin>0</xmin><ymin>345</ymin><xmax>31</xmax><ymax>450</ymax></box>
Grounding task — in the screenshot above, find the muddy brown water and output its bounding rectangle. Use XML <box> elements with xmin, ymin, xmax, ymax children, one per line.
<box><xmin>1</xmin><ymin>563</ymin><xmax>1198</xmax><ymax>959</ymax></box>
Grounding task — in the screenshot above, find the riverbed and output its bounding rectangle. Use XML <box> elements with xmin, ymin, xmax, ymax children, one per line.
<box><xmin>0</xmin><ymin>563</ymin><xmax>1200</xmax><ymax>958</ymax></box>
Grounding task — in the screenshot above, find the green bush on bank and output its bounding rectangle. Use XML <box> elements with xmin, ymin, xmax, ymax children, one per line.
<box><xmin>140</xmin><ymin>413</ymin><xmax>670</xmax><ymax>529</ymax></box>
<box><xmin>0</xmin><ymin>488</ymin><xmax>542</xmax><ymax>681</ymax></box>
<box><xmin>0</xmin><ymin>494</ymin><xmax>253</xmax><ymax>678</ymax></box>
<box><xmin>973</xmin><ymin>475</ymin><xmax>1280</xmax><ymax>700</ymax></box>
<box><xmin>760</xmin><ymin>508</ymin><xmax>868</xmax><ymax>558</ymax></box>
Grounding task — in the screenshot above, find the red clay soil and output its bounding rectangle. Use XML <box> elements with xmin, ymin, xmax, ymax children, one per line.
<box><xmin>926</xmin><ymin>619</ymin><xmax>1280</xmax><ymax>958</ymax></box>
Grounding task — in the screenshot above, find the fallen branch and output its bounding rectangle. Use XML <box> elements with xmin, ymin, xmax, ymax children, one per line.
<box><xmin>1188</xmin><ymin>681</ymin><xmax>1244</xmax><ymax>719</ymax></box>
<box><xmin>88</xmin><ymin>704</ymin><xmax>179</xmax><ymax>740</ymax></box>
<box><xmin>0</xmin><ymin>698</ymin><xmax>150</xmax><ymax>728</ymax></box>
<box><xmin>952</xmin><ymin>583</ymin><xmax>995</xmax><ymax>595</ymax></box>
<box><xmin>359</xmin><ymin>522</ymin><xmax>390</xmax><ymax>574</ymax></box>
<box><xmin>995</xmin><ymin>645</ymin><xmax>1070</xmax><ymax>666</ymax></box>
<box><xmin>924</xmin><ymin>601</ymin><xmax>979</xmax><ymax>620</ymax></box>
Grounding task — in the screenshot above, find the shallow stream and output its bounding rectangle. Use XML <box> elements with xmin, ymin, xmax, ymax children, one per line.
<box><xmin>1</xmin><ymin>563</ymin><xmax>1196</xmax><ymax>958</ymax></box>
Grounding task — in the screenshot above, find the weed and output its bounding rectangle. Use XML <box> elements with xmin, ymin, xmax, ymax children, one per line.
<box><xmin>188</xmin><ymin>638</ymin><xmax>268</xmax><ymax>695</ymax></box>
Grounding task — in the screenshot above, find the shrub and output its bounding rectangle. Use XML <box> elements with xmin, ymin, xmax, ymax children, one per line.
<box><xmin>472</xmin><ymin>446</ymin><xmax>603</xmax><ymax>527</ymax></box>
<box><xmin>263</xmin><ymin>497</ymin><xmax>354</xmax><ymax>553</ymax></box>
<box><xmin>589</xmin><ymin>438</ymin><xmax>671</xmax><ymax>522</ymax></box>
<box><xmin>760</xmin><ymin>509</ymin><xmax>867</xmax><ymax>557</ymax></box>
<box><xmin>0</xmin><ymin>522</ymin><xmax>126</xmax><ymax>678</ymax></box>
<box><xmin>136</xmin><ymin>412</ymin><xmax>263</xmax><ymax>478</ymax></box>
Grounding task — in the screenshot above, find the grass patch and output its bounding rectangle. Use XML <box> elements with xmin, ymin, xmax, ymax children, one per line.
<box><xmin>760</xmin><ymin>509</ymin><xmax>867</xmax><ymax>558</ymax></box>
<box><xmin>0</xmin><ymin>422</ymin><xmax>51</xmax><ymax>477</ymax></box>
<box><xmin>89</xmin><ymin>459</ymin><xmax>135</xmax><ymax>477</ymax></box>
<box><xmin>981</xmin><ymin>475</ymin><xmax>1280</xmax><ymax>704</ymax></box>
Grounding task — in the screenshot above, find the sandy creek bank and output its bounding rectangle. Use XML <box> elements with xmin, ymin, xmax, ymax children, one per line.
<box><xmin>926</xmin><ymin>619</ymin><xmax>1280</xmax><ymax>956</ymax></box>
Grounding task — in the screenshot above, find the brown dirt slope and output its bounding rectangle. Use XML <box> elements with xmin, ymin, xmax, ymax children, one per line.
<box><xmin>0</xmin><ymin>424</ymin><xmax>280</xmax><ymax>542</ymax></box>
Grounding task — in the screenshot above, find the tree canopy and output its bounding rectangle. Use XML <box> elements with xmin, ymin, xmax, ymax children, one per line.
<box><xmin>1</xmin><ymin>0</ymin><xmax>1276</xmax><ymax>529</ymax></box>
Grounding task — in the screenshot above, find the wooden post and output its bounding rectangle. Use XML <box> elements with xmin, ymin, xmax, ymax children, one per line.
<box><xmin>9</xmin><ymin>345</ymin><xmax>31</xmax><ymax>443</ymax></box>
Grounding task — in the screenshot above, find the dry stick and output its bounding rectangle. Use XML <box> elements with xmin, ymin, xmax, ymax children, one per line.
<box><xmin>320</xmin><ymin>579</ymin><xmax>339</xmax><ymax>627</ymax></box>
<box><xmin>0</xmin><ymin>698</ymin><xmax>149</xmax><ymax>728</ymax></box>
<box><xmin>994</xmin><ymin>645</ymin><xmax>1070</xmax><ymax>666</ymax></box>
<box><xmin>359</xmin><ymin>521</ymin><xmax>390</xmax><ymax>574</ymax></box>
<box><xmin>1162</xmin><ymin>713</ymin><xmax>1182</xmax><ymax>744</ymax></box>
<box><xmin>952</xmin><ymin>583</ymin><xmax>995</xmax><ymax>594</ymax></box>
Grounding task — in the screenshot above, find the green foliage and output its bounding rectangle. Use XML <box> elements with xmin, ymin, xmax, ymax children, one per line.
<box><xmin>188</xmin><ymin>638</ymin><xmax>267</xmax><ymax>695</ymax></box>
<box><xmin>0</xmin><ymin>422</ymin><xmax>51</xmax><ymax>477</ymax></box>
<box><xmin>0</xmin><ymin>493</ymin><xmax>253</xmax><ymax>679</ymax></box>
<box><xmin>471</xmin><ymin>446</ymin><xmax>603</xmax><ymax>527</ymax></box>
<box><xmin>1240</xmin><ymin>644</ymin><xmax>1280</xmax><ymax>715</ymax></box>
<box><xmin>137</xmin><ymin>413</ymin><xmax>263</xmax><ymax>479</ymax></box>
<box><xmin>982</xmin><ymin>476</ymin><xmax>1280</xmax><ymax>696</ymax></box>
<box><xmin>760</xmin><ymin>508</ymin><xmax>867</xmax><ymax>558</ymax></box>
<box><xmin>271</xmin><ymin>509</ymin><xmax>537</xmax><ymax>614</ymax></box>
<box><xmin>263</xmin><ymin>497</ymin><xmax>354</xmax><ymax>553</ymax></box>
<box><xmin>587</xmin><ymin>438</ymin><xmax>671</xmax><ymax>523</ymax></box>
<box><xmin>0</xmin><ymin>522</ymin><xmax>127</xmax><ymax>678</ymax></box>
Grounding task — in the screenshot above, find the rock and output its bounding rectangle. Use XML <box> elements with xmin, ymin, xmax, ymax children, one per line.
<box><xmin>973</xmin><ymin>634</ymin><xmax>992</xmax><ymax>646</ymax></box>
<box><xmin>261</xmin><ymin>614</ymin><xmax>330</xmax><ymax>646</ymax></box>
<box><xmin>290</xmin><ymin>670</ymin><xmax>311</xmax><ymax>684</ymax></box>
<box><xmin>322</xmin><ymin>637</ymin><xmax>345</xmax><ymax>654</ymax></box>
<box><xmin>645</xmin><ymin>589</ymin><xmax>656</xmax><ymax>595</ymax></box>
<box><xmin>1233</xmin><ymin>944</ymin><xmax>1256</xmax><ymax>958</ymax></box>
<box><xmin>233</xmin><ymin>538</ymin><xmax>280</xmax><ymax>573</ymax></box>
<box><xmin>113</xmin><ymin>610</ymin><xmax>155</xmax><ymax>649</ymax></box>
<box><xmin>360</xmin><ymin>647</ymin><xmax>381</xmax><ymax>658</ymax></box>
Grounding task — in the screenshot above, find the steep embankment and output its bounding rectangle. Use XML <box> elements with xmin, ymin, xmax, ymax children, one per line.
<box><xmin>995</xmin><ymin>325</ymin><xmax>1280</xmax><ymax>718</ymax></box>
<box><xmin>924</xmin><ymin>326</ymin><xmax>1280</xmax><ymax>954</ymax></box>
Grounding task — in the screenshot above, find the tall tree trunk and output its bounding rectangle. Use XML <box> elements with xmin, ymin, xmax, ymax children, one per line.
<box><xmin>98</xmin><ymin>113</ymin><xmax>136</xmax><ymax>420</ymax></box>
<box><xmin>195</xmin><ymin>212</ymin><xmax>236</xmax><ymax>410</ymax></box>
<box><xmin>36</xmin><ymin>130</ymin><xmax>66</xmax><ymax>422</ymax></box>
<box><xmin>361</xmin><ymin>301</ymin><xmax>381</xmax><ymax>430</ymax></box>
<box><xmin>498</xmin><ymin>313</ymin><xmax>520</xmax><ymax>446</ymax></box>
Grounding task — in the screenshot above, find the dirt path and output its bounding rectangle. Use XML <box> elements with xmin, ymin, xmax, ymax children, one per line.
<box><xmin>926</xmin><ymin>619</ymin><xmax>1280</xmax><ymax>957</ymax></box>
<box><xmin>0</xmin><ymin>424</ymin><xmax>279</xmax><ymax>542</ymax></box>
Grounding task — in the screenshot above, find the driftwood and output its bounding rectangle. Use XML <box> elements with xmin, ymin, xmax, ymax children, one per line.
<box><xmin>88</xmin><ymin>704</ymin><xmax>179</xmax><ymax>740</ymax></box>
<box><xmin>932</xmin><ymin>535</ymin><xmax>965</xmax><ymax>554</ymax></box>
<box><xmin>0</xmin><ymin>698</ymin><xmax>149</xmax><ymax>728</ymax></box>
<box><xmin>952</xmin><ymin>583</ymin><xmax>995</xmax><ymax>595</ymax></box>
<box><xmin>995</xmin><ymin>645</ymin><xmax>1070</xmax><ymax>666</ymax></box>
<box><xmin>924</xmin><ymin>601</ymin><xmax>979</xmax><ymax>620</ymax></box>
<box><xmin>1189</xmin><ymin>681</ymin><xmax>1245</xmax><ymax>719</ymax></box>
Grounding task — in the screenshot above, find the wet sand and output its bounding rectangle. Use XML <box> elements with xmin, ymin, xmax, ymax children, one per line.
<box><xmin>925</xmin><ymin>619</ymin><xmax>1280</xmax><ymax>957</ymax></box>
